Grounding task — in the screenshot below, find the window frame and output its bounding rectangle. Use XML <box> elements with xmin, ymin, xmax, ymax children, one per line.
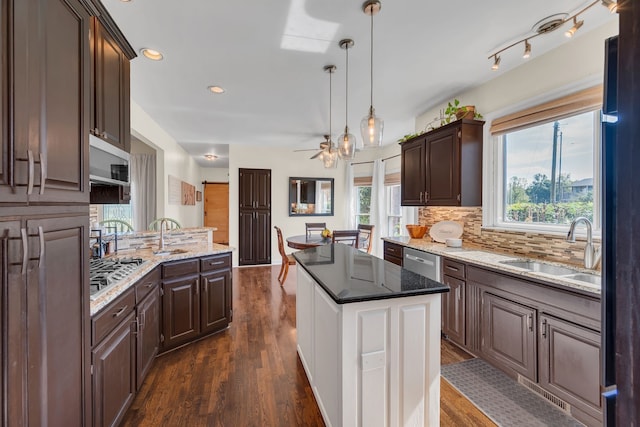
<box><xmin>386</xmin><ymin>184</ymin><xmax>403</xmax><ymax>237</ymax></box>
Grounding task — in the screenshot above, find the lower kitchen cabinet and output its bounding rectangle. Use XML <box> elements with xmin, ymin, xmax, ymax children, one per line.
<box><xmin>136</xmin><ymin>285</ymin><xmax>160</xmax><ymax>390</ymax></box>
<box><xmin>201</xmin><ymin>268</ymin><xmax>232</xmax><ymax>334</ymax></box>
<box><xmin>162</xmin><ymin>273</ymin><xmax>201</xmax><ymax>350</ymax></box>
<box><xmin>539</xmin><ymin>314</ymin><xmax>602</xmax><ymax>425</ymax></box>
<box><xmin>441</xmin><ymin>274</ymin><xmax>465</xmax><ymax>346</ymax></box>
<box><xmin>383</xmin><ymin>241</ymin><xmax>403</xmax><ymax>266</ymax></box>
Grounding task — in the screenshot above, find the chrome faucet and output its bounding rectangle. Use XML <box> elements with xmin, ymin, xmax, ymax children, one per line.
<box><xmin>566</xmin><ymin>217</ymin><xmax>601</xmax><ymax>269</ymax></box>
<box><xmin>159</xmin><ymin>219</ymin><xmax>168</xmax><ymax>251</ymax></box>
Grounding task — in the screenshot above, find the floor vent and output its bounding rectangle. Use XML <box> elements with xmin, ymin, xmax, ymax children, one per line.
<box><xmin>517</xmin><ymin>375</ymin><xmax>571</xmax><ymax>413</ymax></box>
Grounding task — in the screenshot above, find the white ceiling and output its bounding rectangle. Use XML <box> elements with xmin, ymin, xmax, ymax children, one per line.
<box><xmin>102</xmin><ymin>0</ymin><xmax>616</xmax><ymax>169</ymax></box>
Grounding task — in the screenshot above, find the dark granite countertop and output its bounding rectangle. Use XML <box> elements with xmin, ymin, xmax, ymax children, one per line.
<box><xmin>292</xmin><ymin>243</ymin><xmax>449</xmax><ymax>304</ymax></box>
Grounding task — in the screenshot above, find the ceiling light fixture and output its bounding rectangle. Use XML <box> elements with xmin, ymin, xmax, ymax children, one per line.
<box><xmin>360</xmin><ymin>0</ymin><xmax>383</xmax><ymax>149</ymax></box>
<box><xmin>204</xmin><ymin>154</ymin><xmax>218</xmax><ymax>161</ymax></box>
<box><xmin>323</xmin><ymin>65</ymin><xmax>339</xmax><ymax>169</ymax></box>
<box><xmin>140</xmin><ymin>48</ymin><xmax>163</xmax><ymax>61</ymax></box>
<box><xmin>337</xmin><ymin>39</ymin><xmax>356</xmax><ymax>161</ymax></box>
<box><xmin>208</xmin><ymin>85</ymin><xmax>225</xmax><ymax>94</ymax></box>
<box><xmin>487</xmin><ymin>0</ymin><xmax>615</xmax><ymax>70</ymax></box>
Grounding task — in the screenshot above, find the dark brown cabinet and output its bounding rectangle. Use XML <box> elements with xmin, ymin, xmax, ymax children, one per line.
<box><xmin>162</xmin><ymin>273</ymin><xmax>201</xmax><ymax>350</ymax></box>
<box><xmin>400</xmin><ymin>119</ymin><xmax>483</xmax><ymax>207</ymax></box>
<box><xmin>383</xmin><ymin>241</ymin><xmax>403</xmax><ymax>266</ymax></box>
<box><xmin>136</xmin><ymin>283</ymin><xmax>160</xmax><ymax>390</ymax></box>
<box><xmin>441</xmin><ymin>259</ymin><xmax>466</xmax><ymax>346</ymax></box>
<box><xmin>539</xmin><ymin>314</ymin><xmax>602</xmax><ymax>425</ymax></box>
<box><xmin>239</xmin><ymin>168</ymin><xmax>271</xmax><ymax>265</ymax></box>
<box><xmin>90</xmin><ymin>17</ymin><xmax>132</xmax><ymax>153</ymax></box>
<box><xmin>201</xmin><ymin>254</ymin><xmax>232</xmax><ymax>334</ymax></box>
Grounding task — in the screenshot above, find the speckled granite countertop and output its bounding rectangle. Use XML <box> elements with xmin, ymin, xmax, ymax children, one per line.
<box><xmin>90</xmin><ymin>243</ymin><xmax>233</xmax><ymax>315</ymax></box>
<box><xmin>383</xmin><ymin>236</ymin><xmax>600</xmax><ymax>297</ymax></box>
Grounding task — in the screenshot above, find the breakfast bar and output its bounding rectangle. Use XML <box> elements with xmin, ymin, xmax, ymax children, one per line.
<box><xmin>293</xmin><ymin>244</ymin><xmax>449</xmax><ymax>427</ymax></box>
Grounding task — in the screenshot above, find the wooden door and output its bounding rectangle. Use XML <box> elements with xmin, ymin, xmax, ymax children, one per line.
<box><xmin>426</xmin><ymin>126</ymin><xmax>459</xmax><ymax>206</ymax></box>
<box><xmin>238</xmin><ymin>168</ymin><xmax>271</xmax><ymax>266</ymax></box>
<box><xmin>442</xmin><ymin>275</ymin><xmax>465</xmax><ymax>346</ymax></box>
<box><xmin>238</xmin><ymin>210</ymin><xmax>256</xmax><ymax>265</ymax></box>
<box><xmin>481</xmin><ymin>293</ymin><xmax>537</xmax><ymax>381</ymax></box>
<box><xmin>92</xmin><ymin>311</ymin><xmax>136</xmax><ymax>427</ymax></box>
<box><xmin>255</xmin><ymin>210</ymin><xmax>271</xmax><ymax>264</ymax></box>
<box><xmin>238</xmin><ymin>170</ymin><xmax>255</xmax><ymax>209</ymax></box>
<box><xmin>136</xmin><ymin>286</ymin><xmax>160</xmax><ymax>390</ymax></box>
<box><xmin>254</xmin><ymin>169</ymin><xmax>271</xmax><ymax>210</ymax></box>
<box><xmin>400</xmin><ymin>136</ymin><xmax>426</xmax><ymax>206</ymax></box>
<box><xmin>539</xmin><ymin>315</ymin><xmax>602</xmax><ymax>422</ymax></box>
<box><xmin>204</xmin><ymin>182</ymin><xmax>229</xmax><ymax>244</ymax></box>
<box><xmin>200</xmin><ymin>269</ymin><xmax>231</xmax><ymax>334</ymax></box>
<box><xmin>26</xmin><ymin>213</ymin><xmax>90</xmax><ymax>426</ymax></box>
<box><xmin>162</xmin><ymin>275</ymin><xmax>200</xmax><ymax>350</ymax></box>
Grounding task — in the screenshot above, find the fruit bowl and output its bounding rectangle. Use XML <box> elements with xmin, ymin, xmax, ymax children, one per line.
<box><xmin>406</xmin><ymin>224</ymin><xmax>428</xmax><ymax>239</ymax></box>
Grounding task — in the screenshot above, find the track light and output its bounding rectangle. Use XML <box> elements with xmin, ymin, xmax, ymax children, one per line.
<box><xmin>491</xmin><ymin>55</ymin><xmax>501</xmax><ymax>71</ymax></box>
<box><xmin>602</xmin><ymin>0</ymin><xmax>618</xmax><ymax>13</ymax></box>
<box><xmin>523</xmin><ymin>40</ymin><xmax>531</xmax><ymax>59</ymax></box>
<box><xmin>564</xmin><ymin>17</ymin><xmax>583</xmax><ymax>37</ymax></box>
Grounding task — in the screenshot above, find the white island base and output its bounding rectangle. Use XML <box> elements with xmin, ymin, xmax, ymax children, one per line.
<box><xmin>296</xmin><ymin>265</ymin><xmax>442</xmax><ymax>427</ymax></box>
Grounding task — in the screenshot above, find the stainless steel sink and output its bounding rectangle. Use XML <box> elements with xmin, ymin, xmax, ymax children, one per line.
<box><xmin>564</xmin><ymin>273</ymin><xmax>601</xmax><ymax>286</ymax></box>
<box><xmin>499</xmin><ymin>260</ymin><xmax>578</xmax><ymax>276</ymax></box>
<box><xmin>153</xmin><ymin>248</ymin><xmax>189</xmax><ymax>256</ymax></box>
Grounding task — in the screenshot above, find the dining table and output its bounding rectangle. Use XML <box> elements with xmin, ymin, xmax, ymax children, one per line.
<box><xmin>286</xmin><ymin>234</ymin><xmax>332</xmax><ymax>250</ymax></box>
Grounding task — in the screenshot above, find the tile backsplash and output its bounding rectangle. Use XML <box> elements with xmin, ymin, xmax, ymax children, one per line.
<box><xmin>418</xmin><ymin>207</ymin><xmax>599</xmax><ymax>268</ymax></box>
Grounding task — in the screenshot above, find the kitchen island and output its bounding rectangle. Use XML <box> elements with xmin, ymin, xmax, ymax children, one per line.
<box><xmin>293</xmin><ymin>244</ymin><xmax>449</xmax><ymax>427</ymax></box>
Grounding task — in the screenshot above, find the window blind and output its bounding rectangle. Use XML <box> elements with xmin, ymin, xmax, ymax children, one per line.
<box><xmin>353</xmin><ymin>172</ymin><xmax>400</xmax><ymax>187</ymax></box>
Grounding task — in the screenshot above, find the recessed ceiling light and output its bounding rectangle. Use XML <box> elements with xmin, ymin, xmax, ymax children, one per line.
<box><xmin>140</xmin><ymin>48</ymin><xmax>163</xmax><ymax>61</ymax></box>
<box><xmin>204</xmin><ymin>154</ymin><xmax>218</xmax><ymax>161</ymax></box>
<box><xmin>208</xmin><ymin>86</ymin><xmax>225</xmax><ymax>94</ymax></box>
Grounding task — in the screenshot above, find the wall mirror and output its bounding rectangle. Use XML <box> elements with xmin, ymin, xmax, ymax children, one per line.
<box><xmin>289</xmin><ymin>177</ymin><xmax>334</xmax><ymax>216</ymax></box>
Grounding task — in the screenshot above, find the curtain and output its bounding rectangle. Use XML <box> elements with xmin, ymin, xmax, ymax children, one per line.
<box><xmin>370</xmin><ymin>159</ymin><xmax>387</xmax><ymax>258</ymax></box>
<box><xmin>402</xmin><ymin>206</ymin><xmax>417</xmax><ymax>231</ymax></box>
<box><xmin>345</xmin><ymin>162</ymin><xmax>356</xmax><ymax>229</ymax></box>
<box><xmin>130</xmin><ymin>154</ymin><xmax>157</xmax><ymax>231</ymax></box>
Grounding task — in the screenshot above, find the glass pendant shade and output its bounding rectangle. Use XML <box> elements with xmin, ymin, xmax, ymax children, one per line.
<box><xmin>337</xmin><ymin>127</ymin><xmax>356</xmax><ymax>160</ymax></box>
<box><xmin>323</xmin><ymin>146</ymin><xmax>339</xmax><ymax>169</ymax></box>
<box><xmin>360</xmin><ymin>106</ymin><xmax>384</xmax><ymax>149</ymax></box>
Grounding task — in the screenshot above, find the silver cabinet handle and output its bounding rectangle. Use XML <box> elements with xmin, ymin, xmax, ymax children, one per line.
<box><xmin>456</xmin><ymin>286</ymin><xmax>461</xmax><ymax>301</ymax></box>
<box><xmin>541</xmin><ymin>318</ymin><xmax>548</xmax><ymax>338</ymax></box>
<box><xmin>405</xmin><ymin>253</ymin><xmax>435</xmax><ymax>266</ymax></box>
<box><xmin>203</xmin><ymin>278</ymin><xmax>208</xmax><ymax>293</ymax></box>
<box><xmin>209</xmin><ymin>261</ymin><xmax>224</xmax><ymax>266</ymax></box>
<box><xmin>21</xmin><ymin>228</ymin><xmax>28</xmax><ymax>275</ymax></box>
<box><xmin>527</xmin><ymin>314</ymin><xmax>533</xmax><ymax>331</ymax></box>
<box><xmin>27</xmin><ymin>151</ymin><xmax>34</xmax><ymax>195</ymax></box>
<box><xmin>38</xmin><ymin>226</ymin><xmax>44</xmax><ymax>269</ymax></box>
<box><xmin>39</xmin><ymin>152</ymin><xmax>47</xmax><ymax>195</ymax></box>
<box><xmin>113</xmin><ymin>305</ymin><xmax>128</xmax><ymax>318</ymax></box>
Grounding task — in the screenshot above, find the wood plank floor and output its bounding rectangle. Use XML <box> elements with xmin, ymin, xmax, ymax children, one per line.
<box><xmin>120</xmin><ymin>265</ymin><xmax>495</xmax><ymax>427</ymax></box>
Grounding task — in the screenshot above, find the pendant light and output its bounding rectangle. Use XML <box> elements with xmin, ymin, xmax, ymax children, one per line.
<box><xmin>337</xmin><ymin>39</ymin><xmax>356</xmax><ymax>161</ymax></box>
<box><xmin>360</xmin><ymin>0</ymin><xmax>383</xmax><ymax>149</ymax></box>
<box><xmin>323</xmin><ymin>65</ymin><xmax>339</xmax><ymax>169</ymax></box>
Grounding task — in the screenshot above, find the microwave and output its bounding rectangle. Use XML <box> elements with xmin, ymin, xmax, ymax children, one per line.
<box><xmin>89</xmin><ymin>135</ymin><xmax>130</xmax><ymax>186</ymax></box>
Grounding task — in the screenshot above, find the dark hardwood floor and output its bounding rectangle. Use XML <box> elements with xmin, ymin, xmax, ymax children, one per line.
<box><xmin>120</xmin><ymin>265</ymin><xmax>495</xmax><ymax>427</ymax></box>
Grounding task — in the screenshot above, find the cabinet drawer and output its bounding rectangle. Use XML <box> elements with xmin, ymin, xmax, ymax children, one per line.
<box><xmin>442</xmin><ymin>258</ymin><xmax>466</xmax><ymax>279</ymax></box>
<box><xmin>384</xmin><ymin>242</ymin><xmax>403</xmax><ymax>258</ymax></box>
<box><xmin>385</xmin><ymin>254</ymin><xmax>403</xmax><ymax>267</ymax></box>
<box><xmin>200</xmin><ymin>253</ymin><xmax>231</xmax><ymax>272</ymax></box>
<box><xmin>162</xmin><ymin>258</ymin><xmax>199</xmax><ymax>279</ymax></box>
<box><xmin>135</xmin><ymin>267</ymin><xmax>161</xmax><ymax>303</ymax></box>
<box><xmin>92</xmin><ymin>287</ymin><xmax>135</xmax><ymax>346</ymax></box>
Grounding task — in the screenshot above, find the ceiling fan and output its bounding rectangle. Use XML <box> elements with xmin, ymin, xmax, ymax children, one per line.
<box><xmin>293</xmin><ymin>134</ymin><xmax>332</xmax><ymax>159</ymax></box>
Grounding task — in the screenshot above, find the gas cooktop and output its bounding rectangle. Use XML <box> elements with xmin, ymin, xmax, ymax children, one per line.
<box><xmin>90</xmin><ymin>257</ymin><xmax>146</xmax><ymax>296</ymax></box>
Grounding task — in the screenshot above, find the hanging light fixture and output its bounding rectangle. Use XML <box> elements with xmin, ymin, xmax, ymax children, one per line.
<box><xmin>337</xmin><ymin>39</ymin><xmax>356</xmax><ymax>161</ymax></box>
<box><xmin>323</xmin><ymin>65</ymin><xmax>339</xmax><ymax>169</ymax></box>
<box><xmin>360</xmin><ymin>0</ymin><xmax>383</xmax><ymax>149</ymax></box>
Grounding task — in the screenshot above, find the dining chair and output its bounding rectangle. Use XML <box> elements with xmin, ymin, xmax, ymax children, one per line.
<box><xmin>305</xmin><ymin>222</ymin><xmax>326</xmax><ymax>238</ymax></box>
<box><xmin>99</xmin><ymin>219</ymin><xmax>133</xmax><ymax>233</ymax></box>
<box><xmin>332</xmin><ymin>230</ymin><xmax>359</xmax><ymax>248</ymax></box>
<box><xmin>148</xmin><ymin>217</ymin><xmax>181</xmax><ymax>231</ymax></box>
<box><xmin>274</xmin><ymin>226</ymin><xmax>296</xmax><ymax>285</ymax></box>
<box><xmin>357</xmin><ymin>224</ymin><xmax>375</xmax><ymax>254</ymax></box>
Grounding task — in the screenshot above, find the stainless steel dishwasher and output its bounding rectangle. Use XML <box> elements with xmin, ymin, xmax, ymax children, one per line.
<box><xmin>403</xmin><ymin>247</ymin><xmax>441</xmax><ymax>282</ymax></box>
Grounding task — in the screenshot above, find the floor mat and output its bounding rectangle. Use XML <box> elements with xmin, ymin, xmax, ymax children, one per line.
<box><xmin>441</xmin><ymin>358</ymin><xmax>584</xmax><ymax>427</ymax></box>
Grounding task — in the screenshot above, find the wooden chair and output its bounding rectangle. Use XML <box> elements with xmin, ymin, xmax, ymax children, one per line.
<box><xmin>99</xmin><ymin>219</ymin><xmax>133</xmax><ymax>233</ymax></box>
<box><xmin>305</xmin><ymin>222</ymin><xmax>326</xmax><ymax>238</ymax></box>
<box><xmin>357</xmin><ymin>224</ymin><xmax>375</xmax><ymax>254</ymax></box>
<box><xmin>275</xmin><ymin>226</ymin><xmax>296</xmax><ymax>285</ymax></box>
<box><xmin>148</xmin><ymin>217</ymin><xmax>181</xmax><ymax>231</ymax></box>
<box><xmin>332</xmin><ymin>230</ymin><xmax>359</xmax><ymax>248</ymax></box>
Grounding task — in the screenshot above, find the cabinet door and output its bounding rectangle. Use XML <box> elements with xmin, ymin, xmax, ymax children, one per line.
<box><xmin>162</xmin><ymin>275</ymin><xmax>200</xmax><ymax>350</ymax></box>
<box><xmin>92</xmin><ymin>311</ymin><xmax>136</xmax><ymax>427</ymax></box>
<box><xmin>539</xmin><ymin>315</ymin><xmax>602</xmax><ymax>422</ymax></box>
<box><xmin>400</xmin><ymin>137</ymin><xmax>426</xmax><ymax>206</ymax></box>
<box><xmin>254</xmin><ymin>169</ymin><xmax>271</xmax><ymax>210</ymax></box>
<box><xmin>442</xmin><ymin>275</ymin><xmax>465</xmax><ymax>346</ymax></box>
<box><xmin>93</xmin><ymin>20</ymin><xmax>130</xmax><ymax>152</ymax></box>
<box><xmin>238</xmin><ymin>170</ymin><xmax>255</xmax><ymax>209</ymax></box>
<box><xmin>238</xmin><ymin>210</ymin><xmax>255</xmax><ymax>265</ymax></box>
<box><xmin>25</xmin><ymin>213</ymin><xmax>89</xmax><ymax>426</ymax></box>
<box><xmin>27</xmin><ymin>0</ymin><xmax>90</xmax><ymax>204</ymax></box>
<box><xmin>481</xmin><ymin>293</ymin><xmax>537</xmax><ymax>381</ymax></box>
<box><xmin>255</xmin><ymin>210</ymin><xmax>271</xmax><ymax>264</ymax></box>
<box><xmin>200</xmin><ymin>269</ymin><xmax>231</xmax><ymax>335</ymax></box>
<box><xmin>426</xmin><ymin>126</ymin><xmax>459</xmax><ymax>206</ymax></box>
<box><xmin>136</xmin><ymin>285</ymin><xmax>160</xmax><ymax>390</ymax></box>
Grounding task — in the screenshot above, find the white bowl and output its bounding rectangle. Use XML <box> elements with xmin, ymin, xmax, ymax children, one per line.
<box><xmin>445</xmin><ymin>238</ymin><xmax>462</xmax><ymax>248</ymax></box>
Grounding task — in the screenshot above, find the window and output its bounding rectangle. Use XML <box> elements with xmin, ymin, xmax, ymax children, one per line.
<box><xmin>496</xmin><ymin>109</ymin><xmax>600</xmax><ymax>230</ymax></box>
<box><xmin>355</xmin><ymin>185</ymin><xmax>371</xmax><ymax>225</ymax></box>
<box><xmin>387</xmin><ymin>185</ymin><xmax>403</xmax><ymax>236</ymax></box>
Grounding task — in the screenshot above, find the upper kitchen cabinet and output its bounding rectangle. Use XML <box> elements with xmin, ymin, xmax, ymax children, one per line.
<box><xmin>2</xmin><ymin>0</ymin><xmax>92</xmax><ymax>205</ymax></box>
<box><xmin>401</xmin><ymin>119</ymin><xmax>484</xmax><ymax>207</ymax></box>
<box><xmin>90</xmin><ymin>14</ymin><xmax>135</xmax><ymax>153</ymax></box>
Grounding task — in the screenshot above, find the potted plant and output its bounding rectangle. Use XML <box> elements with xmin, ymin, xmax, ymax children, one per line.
<box><xmin>444</xmin><ymin>99</ymin><xmax>482</xmax><ymax>123</ymax></box>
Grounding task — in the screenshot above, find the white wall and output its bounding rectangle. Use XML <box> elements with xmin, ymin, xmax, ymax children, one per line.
<box><xmin>200</xmin><ymin>168</ymin><xmax>230</xmax><ymax>183</ymax></box>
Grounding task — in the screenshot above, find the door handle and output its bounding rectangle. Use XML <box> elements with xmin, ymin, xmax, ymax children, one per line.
<box><xmin>113</xmin><ymin>305</ymin><xmax>128</xmax><ymax>318</ymax></box>
<box><xmin>38</xmin><ymin>226</ymin><xmax>44</xmax><ymax>269</ymax></box>
<box><xmin>27</xmin><ymin>150</ymin><xmax>35</xmax><ymax>195</ymax></box>
<box><xmin>541</xmin><ymin>318</ymin><xmax>548</xmax><ymax>338</ymax></box>
<box><xmin>39</xmin><ymin>152</ymin><xmax>47</xmax><ymax>195</ymax></box>
<box><xmin>527</xmin><ymin>314</ymin><xmax>533</xmax><ymax>331</ymax></box>
<box><xmin>21</xmin><ymin>228</ymin><xmax>28</xmax><ymax>275</ymax></box>
<box><xmin>203</xmin><ymin>278</ymin><xmax>208</xmax><ymax>293</ymax></box>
